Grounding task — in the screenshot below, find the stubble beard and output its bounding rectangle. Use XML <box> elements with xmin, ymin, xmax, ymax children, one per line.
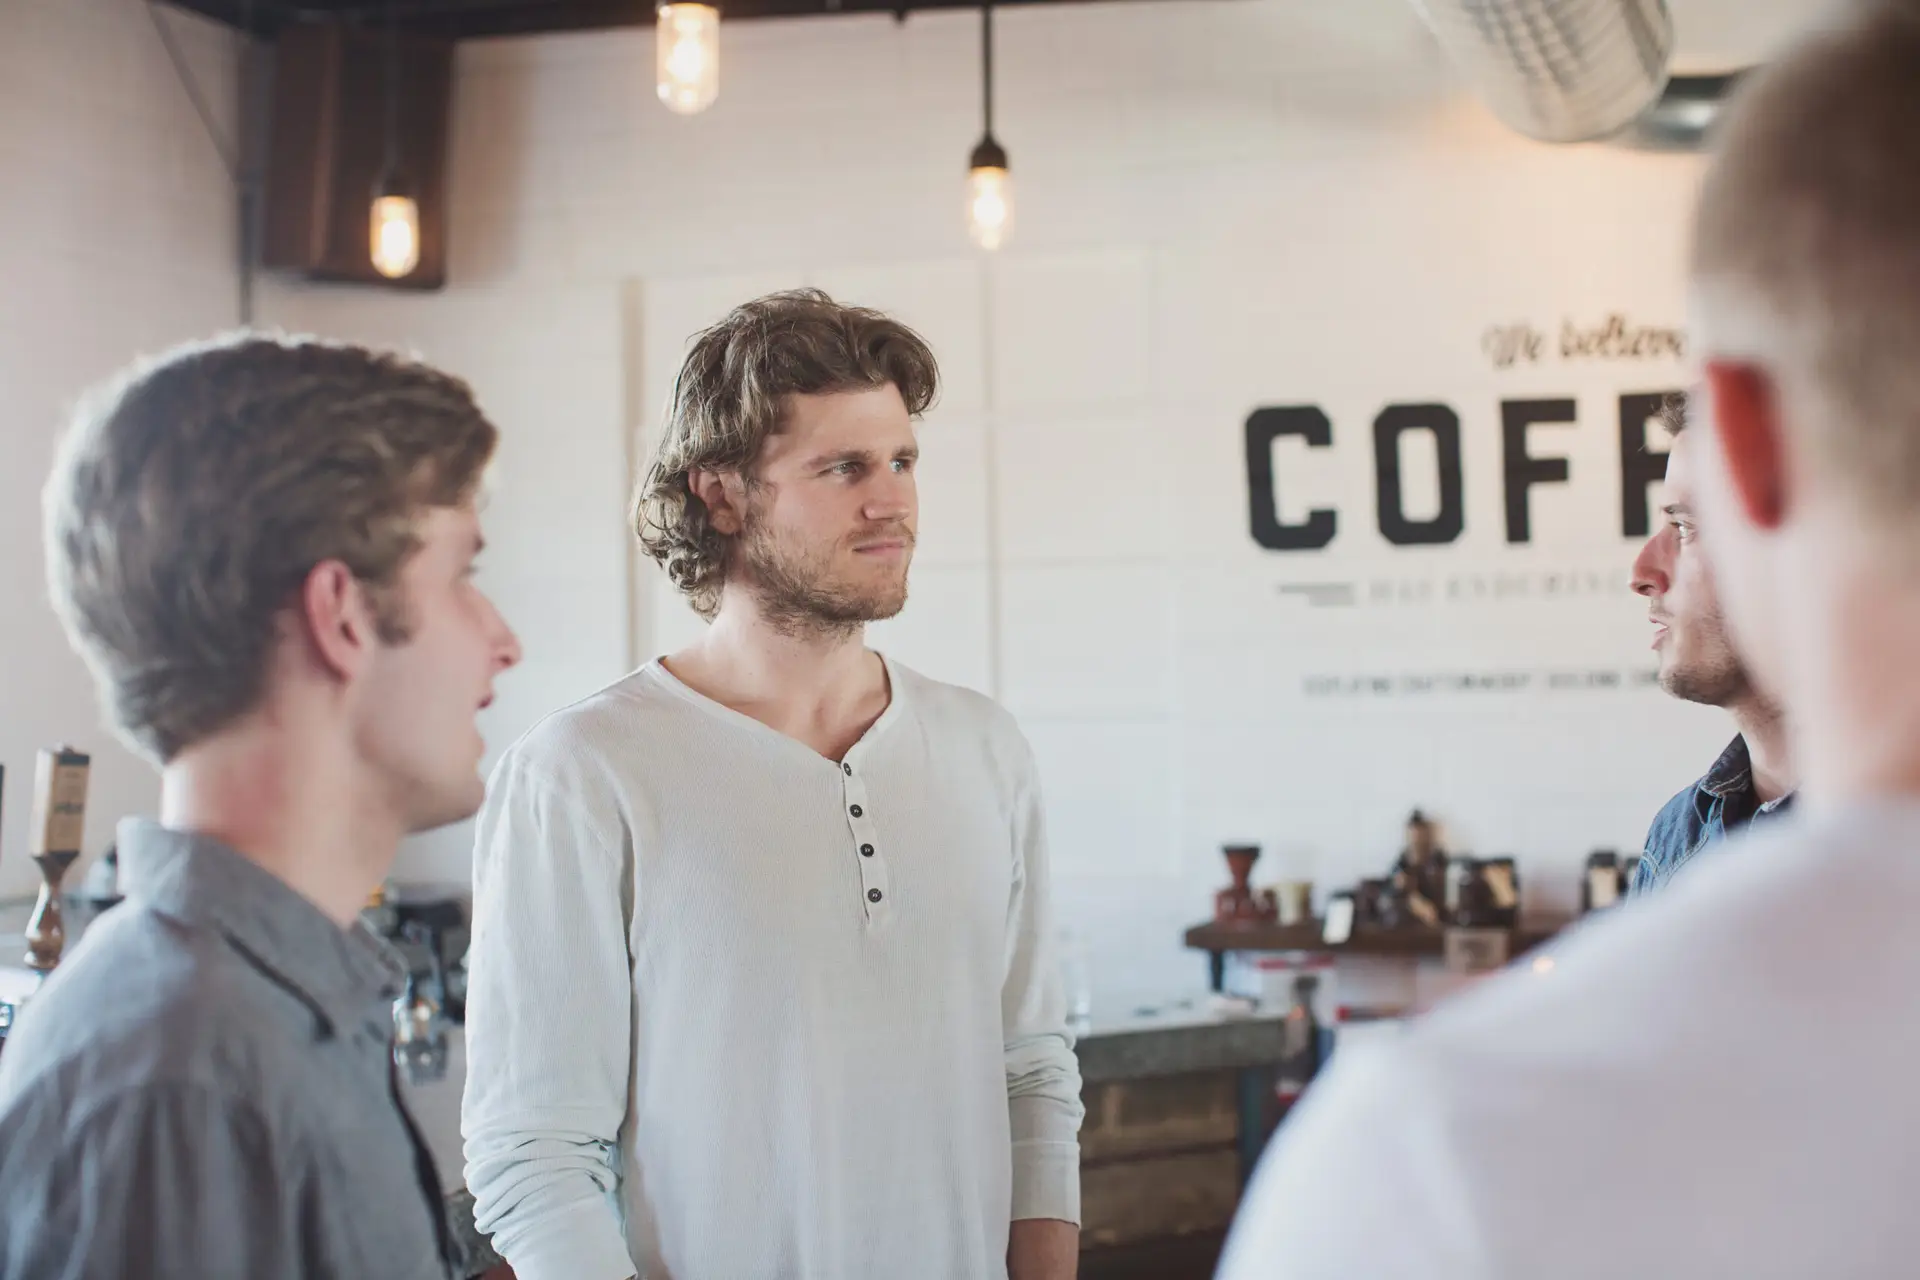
<box><xmin>1659</xmin><ymin>602</ymin><xmax>1754</xmax><ymax>709</ymax></box>
<box><xmin>738</xmin><ymin>515</ymin><xmax>912</xmax><ymax>642</ymax></box>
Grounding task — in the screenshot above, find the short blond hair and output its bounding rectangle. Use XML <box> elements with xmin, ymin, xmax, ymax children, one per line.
<box><xmin>1690</xmin><ymin>0</ymin><xmax>1920</xmax><ymax>521</ymax></box>
<box><xmin>45</xmin><ymin>334</ymin><xmax>497</xmax><ymax>762</ymax></box>
<box><xmin>633</xmin><ymin>289</ymin><xmax>939</xmax><ymax>620</ymax></box>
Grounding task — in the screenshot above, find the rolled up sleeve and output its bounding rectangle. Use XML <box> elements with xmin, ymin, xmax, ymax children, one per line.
<box><xmin>461</xmin><ymin>747</ymin><xmax>638</xmax><ymax>1280</ymax></box>
<box><xmin>1001</xmin><ymin>738</ymin><xmax>1085</xmax><ymax>1225</ymax></box>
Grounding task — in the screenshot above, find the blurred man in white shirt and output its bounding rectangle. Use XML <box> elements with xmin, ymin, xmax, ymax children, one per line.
<box><xmin>1220</xmin><ymin>4</ymin><xmax>1920</xmax><ymax>1276</ymax></box>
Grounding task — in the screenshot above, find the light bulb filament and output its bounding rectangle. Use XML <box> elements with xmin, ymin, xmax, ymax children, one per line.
<box><xmin>370</xmin><ymin>194</ymin><xmax>420</xmax><ymax>279</ymax></box>
<box><xmin>657</xmin><ymin>4</ymin><xmax>720</xmax><ymax>114</ymax></box>
<box><xmin>967</xmin><ymin>165</ymin><xmax>1012</xmax><ymax>251</ymax></box>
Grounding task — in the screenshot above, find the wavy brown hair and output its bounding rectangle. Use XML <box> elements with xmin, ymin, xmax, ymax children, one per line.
<box><xmin>634</xmin><ymin>288</ymin><xmax>939</xmax><ymax>620</ymax></box>
<box><xmin>45</xmin><ymin>333</ymin><xmax>497</xmax><ymax>763</ymax></box>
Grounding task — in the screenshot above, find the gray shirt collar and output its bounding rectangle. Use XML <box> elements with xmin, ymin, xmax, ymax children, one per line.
<box><xmin>116</xmin><ymin>818</ymin><xmax>407</xmax><ymax>1037</ymax></box>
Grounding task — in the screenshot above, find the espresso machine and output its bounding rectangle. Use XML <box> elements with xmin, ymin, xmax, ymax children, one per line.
<box><xmin>365</xmin><ymin>882</ymin><xmax>471</xmax><ymax>1085</ymax></box>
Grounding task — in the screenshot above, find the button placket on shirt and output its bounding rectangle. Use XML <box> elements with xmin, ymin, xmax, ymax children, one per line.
<box><xmin>841</xmin><ymin>756</ymin><xmax>890</xmax><ymax>922</ymax></box>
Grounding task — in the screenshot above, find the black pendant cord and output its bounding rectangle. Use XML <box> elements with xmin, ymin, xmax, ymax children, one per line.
<box><xmin>383</xmin><ymin>0</ymin><xmax>401</xmax><ymax>183</ymax></box>
<box><xmin>147</xmin><ymin>0</ymin><xmax>257</xmax><ymax>323</ymax></box>
<box><xmin>147</xmin><ymin>0</ymin><xmax>239</xmax><ymax>179</ymax></box>
<box><xmin>239</xmin><ymin>0</ymin><xmax>258</xmax><ymax>325</ymax></box>
<box><xmin>967</xmin><ymin>0</ymin><xmax>1005</xmax><ymax>171</ymax></box>
<box><xmin>981</xmin><ymin>0</ymin><xmax>994</xmax><ymax>143</ymax></box>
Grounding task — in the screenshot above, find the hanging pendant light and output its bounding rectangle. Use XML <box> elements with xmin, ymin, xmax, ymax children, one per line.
<box><xmin>370</xmin><ymin>176</ymin><xmax>420</xmax><ymax>280</ymax></box>
<box><xmin>966</xmin><ymin>0</ymin><xmax>1012</xmax><ymax>250</ymax></box>
<box><xmin>371</xmin><ymin>0</ymin><xmax>420</xmax><ymax>279</ymax></box>
<box><xmin>657</xmin><ymin>3</ymin><xmax>720</xmax><ymax>115</ymax></box>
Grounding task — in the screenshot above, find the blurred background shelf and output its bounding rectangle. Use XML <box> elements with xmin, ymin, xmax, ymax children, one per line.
<box><xmin>1184</xmin><ymin>918</ymin><xmax>1567</xmax><ymax>989</ymax></box>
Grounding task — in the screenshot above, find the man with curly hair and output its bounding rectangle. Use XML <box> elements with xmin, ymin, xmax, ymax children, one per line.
<box><xmin>462</xmin><ymin>290</ymin><xmax>1083</xmax><ymax>1280</ymax></box>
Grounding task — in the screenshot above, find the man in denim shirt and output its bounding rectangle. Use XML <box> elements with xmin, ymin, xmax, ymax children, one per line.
<box><xmin>1629</xmin><ymin>394</ymin><xmax>1795</xmax><ymax>895</ymax></box>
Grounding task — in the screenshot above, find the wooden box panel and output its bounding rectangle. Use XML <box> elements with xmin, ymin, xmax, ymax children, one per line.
<box><xmin>264</xmin><ymin>20</ymin><xmax>452</xmax><ymax>289</ymax></box>
<box><xmin>1080</xmin><ymin>1071</ymin><xmax>1240</xmax><ymax>1164</ymax></box>
<box><xmin>1080</xmin><ymin>1148</ymin><xmax>1242</xmax><ymax>1248</ymax></box>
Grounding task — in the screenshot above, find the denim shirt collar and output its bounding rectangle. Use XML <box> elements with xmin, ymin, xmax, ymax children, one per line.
<box><xmin>1697</xmin><ymin>735</ymin><xmax>1756</xmax><ymax>807</ymax></box>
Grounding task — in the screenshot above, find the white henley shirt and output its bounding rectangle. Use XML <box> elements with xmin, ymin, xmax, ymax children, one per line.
<box><xmin>461</xmin><ymin>656</ymin><xmax>1083</xmax><ymax>1280</ymax></box>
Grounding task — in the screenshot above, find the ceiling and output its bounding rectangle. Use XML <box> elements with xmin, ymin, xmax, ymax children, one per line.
<box><xmin>165</xmin><ymin>0</ymin><xmax>1129</xmax><ymax>38</ymax></box>
<box><xmin>164</xmin><ymin>0</ymin><xmax>1833</xmax><ymax>60</ymax></box>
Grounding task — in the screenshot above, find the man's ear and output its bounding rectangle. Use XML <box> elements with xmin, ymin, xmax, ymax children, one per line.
<box><xmin>297</xmin><ymin>560</ymin><xmax>378</xmax><ymax>681</ymax></box>
<box><xmin>1701</xmin><ymin>360</ymin><xmax>1789</xmax><ymax>532</ymax></box>
<box><xmin>688</xmin><ymin>466</ymin><xmax>748</xmax><ymax>536</ymax></box>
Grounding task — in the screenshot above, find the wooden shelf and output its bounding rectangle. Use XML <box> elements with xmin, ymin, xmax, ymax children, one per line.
<box><xmin>1183</xmin><ymin>918</ymin><xmax>1563</xmax><ymax>960</ymax></box>
<box><xmin>1082</xmin><ymin>1228</ymin><xmax>1227</xmax><ymax>1280</ymax></box>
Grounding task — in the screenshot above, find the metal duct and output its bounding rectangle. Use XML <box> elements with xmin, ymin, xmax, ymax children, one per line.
<box><xmin>1613</xmin><ymin>71</ymin><xmax>1746</xmax><ymax>151</ymax></box>
<box><xmin>1412</xmin><ymin>0</ymin><xmax>1676</xmax><ymax>143</ymax></box>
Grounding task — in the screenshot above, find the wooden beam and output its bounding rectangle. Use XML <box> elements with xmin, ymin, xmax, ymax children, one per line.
<box><xmin>165</xmin><ymin>0</ymin><xmax>1179</xmax><ymax>39</ymax></box>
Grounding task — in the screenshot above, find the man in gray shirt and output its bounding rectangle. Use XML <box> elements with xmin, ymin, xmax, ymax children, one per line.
<box><xmin>0</xmin><ymin>335</ymin><xmax>522</xmax><ymax>1278</ymax></box>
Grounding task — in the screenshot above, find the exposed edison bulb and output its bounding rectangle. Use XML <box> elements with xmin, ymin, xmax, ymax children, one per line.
<box><xmin>966</xmin><ymin>164</ymin><xmax>1012</xmax><ymax>251</ymax></box>
<box><xmin>657</xmin><ymin>4</ymin><xmax>720</xmax><ymax>115</ymax></box>
<box><xmin>369</xmin><ymin>193</ymin><xmax>420</xmax><ymax>279</ymax></box>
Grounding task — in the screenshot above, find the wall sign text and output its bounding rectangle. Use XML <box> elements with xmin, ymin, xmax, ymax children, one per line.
<box><xmin>1483</xmin><ymin>314</ymin><xmax>1687</xmax><ymax>370</ymax></box>
<box><xmin>1244</xmin><ymin>391</ymin><xmax>1680</xmax><ymax>552</ymax></box>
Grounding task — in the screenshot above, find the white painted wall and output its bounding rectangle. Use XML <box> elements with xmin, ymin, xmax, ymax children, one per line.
<box><xmin>2</xmin><ymin>0</ymin><xmax>1830</xmax><ymax>1010</ymax></box>
<box><xmin>0</xmin><ymin>0</ymin><xmax>241</xmax><ymax>898</ymax></box>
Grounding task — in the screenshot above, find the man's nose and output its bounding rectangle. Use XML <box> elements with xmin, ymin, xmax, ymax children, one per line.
<box><xmin>1630</xmin><ymin>531</ymin><xmax>1671</xmax><ymax>599</ymax></box>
